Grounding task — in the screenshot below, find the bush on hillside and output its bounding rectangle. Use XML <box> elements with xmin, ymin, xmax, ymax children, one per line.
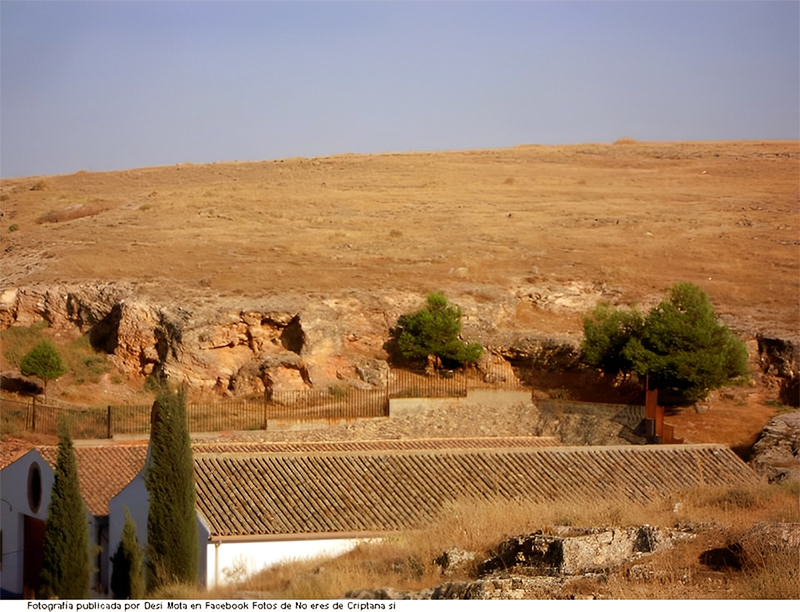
<box><xmin>20</xmin><ymin>340</ymin><xmax>66</xmax><ymax>402</ymax></box>
<box><xmin>390</xmin><ymin>293</ymin><xmax>483</xmax><ymax>369</ymax></box>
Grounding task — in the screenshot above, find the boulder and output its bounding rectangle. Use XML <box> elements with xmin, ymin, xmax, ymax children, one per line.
<box><xmin>434</xmin><ymin>547</ymin><xmax>477</xmax><ymax>577</ymax></box>
<box><xmin>0</xmin><ymin>370</ymin><xmax>43</xmax><ymax>395</ymax></box>
<box><xmin>749</xmin><ymin>411</ymin><xmax>800</xmax><ymax>484</ymax></box>
<box><xmin>478</xmin><ymin>526</ymin><xmax>677</xmax><ymax>577</ymax></box>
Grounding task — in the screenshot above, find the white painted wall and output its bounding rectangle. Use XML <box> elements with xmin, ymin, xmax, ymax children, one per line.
<box><xmin>1</xmin><ymin>449</ymin><xmax>99</xmax><ymax>598</ymax></box>
<box><xmin>108</xmin><ymin>471</ymin><xmax>210</xmax><ymax>592</ymax></box>
<box><xmin>206</xmin><ymin>537</ymin><xmax>372</xmax><ymax>590</ymax></box>
<box><xmin>0</xmin><ymin>450</ymin><xmax>55</xmax><ymax>598</ymax></box>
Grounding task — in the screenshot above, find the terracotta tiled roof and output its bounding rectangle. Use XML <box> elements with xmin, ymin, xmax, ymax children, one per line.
<box><xmin>24</xmin><ymin>436</ymin><xmax>556</xmax><ymax>517</ymax></box>
<box><xmin>0</xmin><ymin>438</ymin><xmax>35</xmax><ymax>469</ymax></box>
<box><xmin>193</xmin><ymin>444</ymin><xmax>759</xmax><ymax>539</ymax></box>
<box><xmin>191</xmin><ymin>436</ymin><xmax>559</xmax><ymax>455</ymax></box>
<box><xmin>38</xmin><ymin>443</ymin><xmax>149</xmax><ymax>517</ymax></box>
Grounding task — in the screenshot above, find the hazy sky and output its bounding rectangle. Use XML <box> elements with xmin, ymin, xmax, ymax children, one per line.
<box><xmin>1</xmin><ymin>1</ymin><xmax>798</xmax><ymax>178</ymax></box>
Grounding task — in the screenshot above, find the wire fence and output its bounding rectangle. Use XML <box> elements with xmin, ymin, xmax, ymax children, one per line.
<box><xmin>1</xmin><ymin>362</ymin><xmax>529</xmax><ymax>439</ymax></box>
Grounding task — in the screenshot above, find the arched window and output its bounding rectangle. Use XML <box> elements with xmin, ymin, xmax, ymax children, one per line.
<box><xmin>27</xmin><ymin>462</ymin><xmax>42</xmax><ymax>513</ymax></box>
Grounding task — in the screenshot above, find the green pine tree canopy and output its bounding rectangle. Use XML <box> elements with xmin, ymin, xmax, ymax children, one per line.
<box><xmin>38</xmin><ymin>421</ymin><xmax>91</xmax><ymax>599</ymax></box>
<box><xmin>582</xmin><ymin>283</ymin><xmax>748</xmax><ymax>404</ymax></box>
<box><xmin>391</xmin><ymin>292</ymin><xmax>483</xmax><ymax>367</ymax></box>
<box><xmin>20</xmin><ymin>340</ymin><xmax>66</xmax><ymax>401</ymax></box>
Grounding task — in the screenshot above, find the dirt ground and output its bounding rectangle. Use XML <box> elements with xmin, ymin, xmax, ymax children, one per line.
<box><xmin>1</xmin><ymin>140</ymin><xmax>798</xmax><ymax>448</ymax></box>
<box><xmin>1</xmin><ymin>140</ymin><xmax>797</xmax><ymax>334</ymax></box>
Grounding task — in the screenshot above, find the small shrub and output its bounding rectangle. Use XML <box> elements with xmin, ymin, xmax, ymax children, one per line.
<box><xmin>328</xmin><ymin>384</ymin><xmax>350</xmax><ymax>400</ymax></box>
<box><xmin>20</xmin><ymin>340</ymin><xmax>67</xmax><ymax>402</ymax></box>
<box><xmin>549</xmin><ymin>387</ymin><xmax>572</xmax><ymax>401</ymax></box>
<box><xmin>8</xmin><ymin>223</ymin><xmax>19</xmax><ymax>232</ymax></box>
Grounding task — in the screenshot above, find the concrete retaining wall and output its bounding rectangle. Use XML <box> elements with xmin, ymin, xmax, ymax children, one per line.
<box><xmin>390</xmin><ymin>389</ymin><xmax>532</xmax><ymax>418</ymax></box>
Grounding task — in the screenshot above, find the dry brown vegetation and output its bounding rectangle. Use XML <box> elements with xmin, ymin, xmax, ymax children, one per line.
<box><xmin>187</xmin><ymin>482</ymin><xmax>798</xmax><ymax>600</ymax></box>
<box><xmin>2</xmin><ymin>142</ymin><xmax>798</xmax><ymax>599</ymax></box>
<box><xmin>1</xmin><ymin>140</ymin><xmax>797</xmax><ymax>337</ymax></box>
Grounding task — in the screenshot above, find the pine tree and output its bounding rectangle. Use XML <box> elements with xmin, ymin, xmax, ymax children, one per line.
<box><xmin>20</xmin><ymin>340</ymin><xmax>66</xmax><ymax>403</ymax></box>
<box><xmin>38</xmin><ymin>420</ymin><xmax>91</xmax><ymax>599</ymax></box>
<box><xmin>582</xmin><ymin>283</ymin><xmax>748</xmax><ymax>404</ymax></box>
<box><xmin>110</xmin><ymin>507</ymin><xmax>145</xmax><ymax>599</ymax></box>
<box><xmin>145</xmin><ymin>387</ymin><xmax>198</xmax><ymax>590</ymax></box>
<box><xmin>391</xmin><ymin>292</ymin><xmax>483</xmax><ymax>367</ymax></box>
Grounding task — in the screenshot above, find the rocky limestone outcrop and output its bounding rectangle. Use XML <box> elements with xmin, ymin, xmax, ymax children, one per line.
<box><xmin>345</xmin><ymin>526</ymin><xmax>693</xmax><ymax>600</ymax></box>
<box><xmin>0</xmin><ymin>284</ymin><xmax>395</xmax><ymax>395</ymax></box>
<box><xmin>749</xmin><ymin>411</ymin><xmax>800</xmax><ymax>483</ymax></box>
<box><xmin>476</xmin><ymin>526</ymin><xmax>684</xmax><ymax>577</ymax></box>
<box><xmin>757</xmin><ymin>334</ymin><xmax>799</xmax><ymax>406</ymax></box>
<box><xmin>2</xmin><ymin>282</ymin><xmax>798</xmax><ymax>401</ymax></box>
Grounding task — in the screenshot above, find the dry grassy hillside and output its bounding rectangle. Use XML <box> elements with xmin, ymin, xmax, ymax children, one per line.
<box><xmin>2</xmin><ymin>140</ymin><xmax>798</xmax><ymax>337</ymax></box>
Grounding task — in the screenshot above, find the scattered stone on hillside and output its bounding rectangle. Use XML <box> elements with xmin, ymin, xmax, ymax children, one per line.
<box><xmin>434</xmin><ymin>547</ymin><xmax>477</xmax><ymax>577</ymax></box>
<box><xmin>346</xmin><ymin>575</ymin><xmax>604</xmax><ymax>600</ymax></box>
<box><xmin>0</xmin><ymin>370</ymin><xmax>43</xmax><ymax>395</ymax></box>
<box><xmin>748</xmin><ymin>411</ymin><xmax>800</xmax><ymax>484</ymax></box>
<box><xmin>345</xmin><ymin>587</ymin><xmax>420</xmax><ymax>600</ymax></box>
<box><xmin>738</xmin><ymin>522</ymin><xmax>800</xmax><ymax>555</ymax></box>
<box><xmin>699</xmin><ymin>523</ymin><xmax>800</xmax><ymax>572</ymax></box>
<box><xmin>477</xmin><ymin>527</ymin><xmax>684</xmax><ymax>578</ymax></box>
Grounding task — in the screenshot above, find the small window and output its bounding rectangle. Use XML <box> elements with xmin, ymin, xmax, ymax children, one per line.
<box><xmin>28</xmin><ymin>462</ymin><xmax>42</xmax><ymax>513</ymax></box>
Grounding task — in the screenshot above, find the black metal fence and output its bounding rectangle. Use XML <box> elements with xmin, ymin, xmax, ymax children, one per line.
<box><xmin>0</xmin><ymin>389</ymin><xmax>392</xmax><ymax>439</ymax></box>
<box><xmin>389</xmin><ymin>368</ymin><xmax>468</xmax><ymax>398</ymax></box>
<box><xmin>1</xmin><ymin>363</ymin><xmax>528</xmax><ymax>439</ymax></box>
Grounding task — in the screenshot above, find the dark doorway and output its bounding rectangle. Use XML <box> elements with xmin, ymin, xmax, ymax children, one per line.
<box><xmin>22</xmin><ymin>515</ymin><xmax>45</xmax><ymax>599</ymax></box>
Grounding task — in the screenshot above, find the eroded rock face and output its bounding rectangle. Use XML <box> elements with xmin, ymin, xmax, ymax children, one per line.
<box><xmin>749</xmin><ymin>411</ymin><xmax>800</xmax><ymax>484</ymax></box>
<box><xmin>2</xmin><ymin>282</ymin><xmax>797</xmax><ymax>401</ymax></box>
<box><xmin>0</xmin><ymin>284</ymin><xmax>395</xmax><ymax>395</ymax></box>
<box><xmin>757</xmin><ymin>335</ymin><xmax>799</xmax><ymax>407</ymax></box>
<box><xmin>344</xmin><ymin>526</ymin><xmax>695</xmax><ymax>601</ymax></box>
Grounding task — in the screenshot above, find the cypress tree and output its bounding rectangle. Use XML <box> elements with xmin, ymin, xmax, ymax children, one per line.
<box><xmin>38</xmin><ymin>420</ymin><xmax>91</xmax><ymax>599</ymax></box>
<box><xmin>110</xmin><ymin>507</ymin><xmax>145</xmax><ymax>599</ymax></box>
<box><xmin>145</xmin><ymin>387</ymin><xmax>198</xmax><ymax>590</ymax></box>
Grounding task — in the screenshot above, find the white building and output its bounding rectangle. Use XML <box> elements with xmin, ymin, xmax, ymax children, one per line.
<box><xmin>0</xmin><ymin>442</ymin><xmax>148</xmax><ymax>599</ymax></box>
<box><xmin>0</xmin><ymin>449</ymin><xmax>55</xmax><ymax>599</ymax></box>
<box><xmin>109</xmin><ymin>439</ymin><xmax>758</xmax><ymax>591</ymax></box>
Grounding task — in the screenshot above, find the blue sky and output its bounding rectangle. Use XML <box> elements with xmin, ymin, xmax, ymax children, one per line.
<box><xmin>1</xmin><ymin>1</ymin><xmax>798</xmax><ymax>178</ymax></box>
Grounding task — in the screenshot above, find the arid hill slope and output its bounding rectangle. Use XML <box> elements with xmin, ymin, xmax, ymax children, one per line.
<box><xmin>2</xmin><ymin>140</ymin><xmax>798</xmax><ymax>338</ymax></box>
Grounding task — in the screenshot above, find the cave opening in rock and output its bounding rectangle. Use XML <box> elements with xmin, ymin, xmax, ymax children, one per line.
<box><xmin>89</xmin><ymin>303</ymin><xmax>122</xmax><ymax>354</ymax></box>
<box><xmin>280</xmin><ymin>315</ymin><xmax>305</xmax><ymax>354</ymax></box>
